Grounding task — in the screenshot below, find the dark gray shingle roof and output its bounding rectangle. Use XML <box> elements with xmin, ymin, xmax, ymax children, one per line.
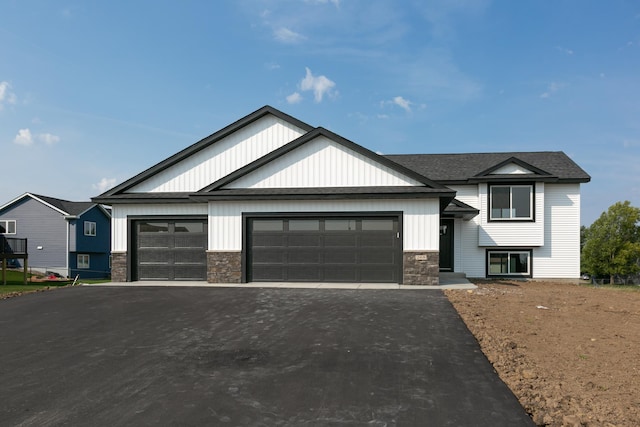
<box><xmin>384</xmin><ymin>152</ymin><xmax>590</xmax><ymax>184</ymax></box>
<box><xmin>32</xmin><ymin>194</ymin><xmax>96</xmax><ymax>216</ymax></box>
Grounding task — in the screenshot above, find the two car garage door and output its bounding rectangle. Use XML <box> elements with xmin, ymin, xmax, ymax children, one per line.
<box><xmin>133</xmin><ymin>216</ymin><xmax>401</xmax><ymax>283</ymax></box>
<box><xmin>248</xmin><ymin>216</ymin><xmax>401</xmax><ymax>283</ymax></box>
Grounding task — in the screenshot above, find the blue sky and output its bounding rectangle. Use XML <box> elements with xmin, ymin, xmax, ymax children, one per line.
<box><xmin>1</xmin><ymin>0</ymin><xmax>638</xmax><ymax>226</ymax></box>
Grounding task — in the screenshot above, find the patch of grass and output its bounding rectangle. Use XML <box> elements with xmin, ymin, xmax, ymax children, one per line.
<box><xmin>578</xmin><ymin>282</ymin><xmax>640</xmax><ymax>292</ymax></box>
<box><xmin>79</xmin><ymin>278</ymin><xmax>111</xmax><ymax>284</ymax></box>
<box><xmin>0</xmin><ymin>283</ymin><xmax>66</xmax><ymax>296</ymax></box>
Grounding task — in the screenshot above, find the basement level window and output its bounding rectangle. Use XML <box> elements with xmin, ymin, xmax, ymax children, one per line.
<box><xmin>488</xmin><ymin>250</ymin><xmax>531</xmax><ymax>276</ymax></box>
<box><xmin>0</xmin><ymin>220</ymin><xmax>16</xmax><ymax>234</ymax></box>
<box><xmin>78</xmin><ymin>254</ymin><xmax>90</xmax><ymax>269</ymax></box>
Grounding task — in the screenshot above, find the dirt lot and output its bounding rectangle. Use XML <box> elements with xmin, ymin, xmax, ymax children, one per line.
<box><xmin>446</xmin><ymin>281</ymin><xmax>640</xmax><ymax>427</ymax></box>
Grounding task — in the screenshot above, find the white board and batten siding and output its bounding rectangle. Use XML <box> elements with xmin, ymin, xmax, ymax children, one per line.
<box><xmin>208</xmin><ymin>199</ymin><xmax>441</xmax><ymax>252</ymax></box>
<box><xmin>225</xmin><ymin>136</ymin><xmax>422</xmax><ymax>189</ymax></box>
<box><xmin>127</xmin><ymin>116</ymin><xmax>307</xmax><ymax>193</ymax></box>
<box><xmin>111</xmin><ymin>204</ymin><xmax>207</xmax><ymax>251</ymax></box>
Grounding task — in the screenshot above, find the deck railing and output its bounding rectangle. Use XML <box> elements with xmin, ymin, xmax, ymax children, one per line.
<box><xmin>1</xmin><ymin>236</ymin><xmax>28</xmax><ymax>255</ymax></box>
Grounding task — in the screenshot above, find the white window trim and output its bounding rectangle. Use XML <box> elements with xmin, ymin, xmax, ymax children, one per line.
<box><xmin>489</xmin><ymin>184</ymin><xmax>533</xmax><ymax>221</ymax></box>
<box><xmin>0</xmin><ymin>219</ymin><xmax>17</xmax><ymax>235</ymax></box>
<box><xmin>78</xmin><ymin>254</ymin><xmax>90</xmax><ymax>269</ymax></box>
<box><xmin>84</xmin><ymin>221</ymin><xmax>97</xmax><ymax>236</ymax></box>
<box><xmin>487</xmin><ymin>250</ymin><xmax>531</xmax><ymax>276</ymax></box>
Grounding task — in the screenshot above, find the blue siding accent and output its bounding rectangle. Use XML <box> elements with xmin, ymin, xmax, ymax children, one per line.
<box><xmin>72</xmin><ymin>206</ymin><xmax>111</xmax><ymax>278</ymax></box>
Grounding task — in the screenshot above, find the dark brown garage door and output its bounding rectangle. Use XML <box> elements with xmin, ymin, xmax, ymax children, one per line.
<box><xmin>134</xmin><ymin>219</ymin><xmax>207</xmax><ymax>281</ymax></box>
<box><xmin>248</xmin><ymin>216</ymin><xmax>401</xmax><ymax>283</ymax></box>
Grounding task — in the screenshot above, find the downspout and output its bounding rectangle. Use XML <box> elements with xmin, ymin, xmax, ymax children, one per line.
<box><xmin>66</xmin><ymin>220</ymin><xmax>70</xmax><ymax>277</ymax></box>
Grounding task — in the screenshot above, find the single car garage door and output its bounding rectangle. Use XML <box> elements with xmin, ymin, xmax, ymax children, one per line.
<box><xmin>133</xmin><ymin>219</ymin><xmax>207</xmax><ymax>281</ymax></box>
<box><xmin>248</xmin><ymin>216</ymin><xmax>401</xmax><ymax>283</ymax></box>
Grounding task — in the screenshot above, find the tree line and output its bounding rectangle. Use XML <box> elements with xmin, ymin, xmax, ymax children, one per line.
<box><xmin>581</xmin><ymin>201</ymin><xmax>640</xmax><ymax>285</ymax></box>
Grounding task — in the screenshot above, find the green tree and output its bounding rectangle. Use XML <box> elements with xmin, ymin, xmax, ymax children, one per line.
<box><xmin>582</xmin><ymin>201</ymin><xmax>640</xmax><ymax>284</ymax></box>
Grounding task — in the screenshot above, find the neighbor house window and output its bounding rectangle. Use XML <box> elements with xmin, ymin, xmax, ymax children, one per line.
<box><xmin>84</xmin><ymin>221</ymin><xmax>97</xmax><ymax>236</ymax></box>
<box><xmin>490</xmin><ymin>185</ymin><xmax>533</xmax><ymax>220</ymax></box>
<box><xmin>488</xmin><ymin>251</ymin><xmax>531</xmax><ymax>276</ymax></box>
<box><xmin>78</xmin><ymin>254</ymin><xmax>90</xmax><ymax>269</ymax></box>
<box><xmin>0</xmin><ymin>220</ymin><xmax>16</xmax><ymax>234</ymax></box>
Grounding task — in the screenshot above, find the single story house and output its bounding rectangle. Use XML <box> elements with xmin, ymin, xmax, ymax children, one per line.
<box><xmin>0</xmin><ymin>193</ymin><xmax>112</xmax><ymax>278</ymax></box>
<box><xmin>93</xmin><ymin>106</ymin><xmax>590</xmax><ymax>285</ymax></box>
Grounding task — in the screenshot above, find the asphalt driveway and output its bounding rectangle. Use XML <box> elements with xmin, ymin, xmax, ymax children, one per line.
<box><xmin>0</xmin><ymin>287</ymin><xmax>533</xmax><ymax>426</ymax></box>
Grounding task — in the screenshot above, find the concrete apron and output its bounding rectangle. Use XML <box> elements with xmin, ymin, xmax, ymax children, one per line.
<box><xmin>87</xmin><ymin>279</ymin><xmax>476</xmax><ymax>290</ymax></box>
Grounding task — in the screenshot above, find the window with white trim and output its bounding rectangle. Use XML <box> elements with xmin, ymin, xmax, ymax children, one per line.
<box><xmin>490</xmin><ymin>185</ymin><xmax>533</xmax><ymax>220</ymax></box>
<box><xmin>0</xmin><ymin>220</ymin><xmax>16</xmax><ymax>234</ymax></box>
<box><xmin>488</xmin><ymin>251</ymin><xmax>530</xmax><ymax>276</ymax></box>
<box><xmin>78</xmin><ymin>254</ymin><xmax>90</xmax><ymax>269</ymax></box>
<box><xmin>84</xmin><ymin>221</ymin><xmax>96</xmax><ymax>236</ymax></box>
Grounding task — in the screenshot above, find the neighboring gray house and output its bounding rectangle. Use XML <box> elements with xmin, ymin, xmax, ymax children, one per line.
<box><xmin>93</xmin><ymin>106</ymin><xmax>590</xmax><ymax>285</ymax></box>
<box><xmin>0</xmin><ymin>193</ymin><xmax>112</xmax><ymax>278</ymax></box>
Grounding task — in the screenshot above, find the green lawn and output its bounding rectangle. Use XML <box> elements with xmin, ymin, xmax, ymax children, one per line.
<box><xmin>0</xmin><ymin>270</ymin><xmax>110</xmax><ymax>296</ymax></box>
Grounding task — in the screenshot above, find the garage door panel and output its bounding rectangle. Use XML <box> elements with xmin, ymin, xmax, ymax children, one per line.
<box><xmin>252</xmin><ymin>265</ymin><xmax>285</xmax><ymax>281</ymax></box>
<box><xmin>323</xmin><ymin>266</ymin><xmax>358</xmax><ymax>281</ymax></box>
<box><xmin>134</xmin><ymin>219</ymin><xmax>207</xmax><ymax>281</ymax></box>
<box><xmin>138</xmin><ymin>235</ymin><xmax>170</xmax><ymax>249</ymax></box>
<box><xmin>252</xmin><ymin>234</ymin><xmax>285</xmax><ymax>247</ymax></box>
<box><xmin>324</xmin><ymin>235</ymin><xmax>357</xmax><ymax>247</ymax></box>
<box><xmin>174</xmin><ymin>235</ymin><xmax>206</xmax><ymax>249</ymax></box>
<box><xmin>288</xmin><ymin>249</ymin><xmax>321</xmax><ymax>264</ymax></box>
<box><xmin>174</xmin><ymin>266</ymin><xmax>207</xmax><ymax>280</ymax></box>
<box><xmin>248</xmin><ymin>217</ymin><xmax>401</xmax><ymax>283</ymax></box>
<box><xmin>324</xmin><ymin>249</ymin><xmax>357</xmax><ymax>263</ymax></box>
<box><xmin>288</xmin><ymin>234</ymin><xmax>321</xmax><ymax>246</ymax></box>
<box><xmin>138</xmin><ymin>266</ymin><xmax>172</xmax><ymax>281</ymax></box>
<box><xmin>287</xmin><ymin>266</ymin><xmax>321</xmax><ymax>281</ymax></box>
<box><xmin>360</xmin><ymin>266</ymin><xmax>397</xmax><ymax>282</ymax></box>
<box><xmin>360</xmin><ymin>234</ymin><xmax>396</xmax><ymax>247</ymax></box>
<box><xmin>359</xmin><ymin>249</ymin><xmax>396</xmax><ymax>264</ymax></box>
<box><xmin>252</xmin><ymin>249</ymin><xmax>285</xmax><ymax>263</ymax></box>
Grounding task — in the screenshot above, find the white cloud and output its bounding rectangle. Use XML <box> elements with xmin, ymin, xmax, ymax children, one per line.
<box><xmin>286</xmin><ymin>92</ymin><xmax>303</xmax><ymax>104</ymax></box>
<box><xmin>274</xmin><ymin>27</ymin><xmax>306</xmax><ymax>43</ymax></box>
<box><xmin>540</xmin><ymin>81</ymin><xmax>564</xmax><ymax>99</ymax></box>
<box><xmin>392</xmin><ymin>96</ymin><xmax>413</xmax><ymax>112</ymax></box>
<box><xmin>13</xmin><ymin>128</ymin><xmax>34</xmax><ymax>146</ymax></box>
<box><xmin>0</xmin><ymin>81</ymin><xmax>17</xmax><ymax>109</ymax></box>
<box><xmin>556</xmin><ymin>46</ymin><xmax>574</xmax><ymax>55</ymax></box>
<box><xmin>304</xmin><ymin>0</ymin><xmax>340</xmax><ymax>7</ymax></box>
<box><xmin>299</xmin><ymin>67</ymin><xmax>337</xmax><ymax>102</ymax></box>
<box><xmin>265</xmin><ymin>61</ymin><xmax>280</xmax><ymax>70</ymax></box>
<box><xmin>93</xmin><ymin>177</ymin><xmax>117</xmax><ymax>193</ymax></box>
<box><xmin>12</xmin><ymin>128</ymin><xmax>60</xmax><ymax>146</ymax></box>
<box><xmin>38</xmin><ymin>133</ymin><xmax>60</xmax><ymax>145</ymax></box>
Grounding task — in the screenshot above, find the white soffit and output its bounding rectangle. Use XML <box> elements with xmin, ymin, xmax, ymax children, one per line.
<box><xmin>127</xmin><ymin>116</ymin><xmax>307</xmax><ymax>193</ymax></box>
<box><xmin>224</xmin><ymin>136</ymin><xmax>423</xmax><ymax>189</ymax></box>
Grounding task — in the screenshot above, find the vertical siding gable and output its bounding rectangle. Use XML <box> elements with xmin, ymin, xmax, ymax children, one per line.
<box><xmin>224</xmin><ymin>136</ymin><xmax>424</xmax><ymax>189</ymax></box>
<box><xmin>490</xmin><ymin>163</ymin><xmax>534</xmax><ymax>174</ymax></box>
<box><xmin>127</xmin><ymin>116</ymin><xmax>307</xmax><ymax>193</ymax></box>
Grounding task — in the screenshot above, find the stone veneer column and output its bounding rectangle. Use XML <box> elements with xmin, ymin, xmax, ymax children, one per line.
<box><xmin>403</xmin><ymin>251</ymin><xmax>439</xmax><ymax>286</ymax></box>
<box><xmin>207</xmin><ymin>251</ymin><xmax>242</xmax><ymax>283</ymax></box>
<box><xmin>110</xmin><ymin>252</ymin><xmax>128</xmax><ymax>282</ymax></box>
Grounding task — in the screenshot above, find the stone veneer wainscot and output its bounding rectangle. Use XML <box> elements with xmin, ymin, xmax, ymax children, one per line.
<box><xmin>207</xmin><ymin>251</ymin><xmax>242</xmax><ymax>283</ymax></box>
<box><xmin>403</xmin><ymin>251</ymin><xmax>439</xmax><ymax>286</ymax></box>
